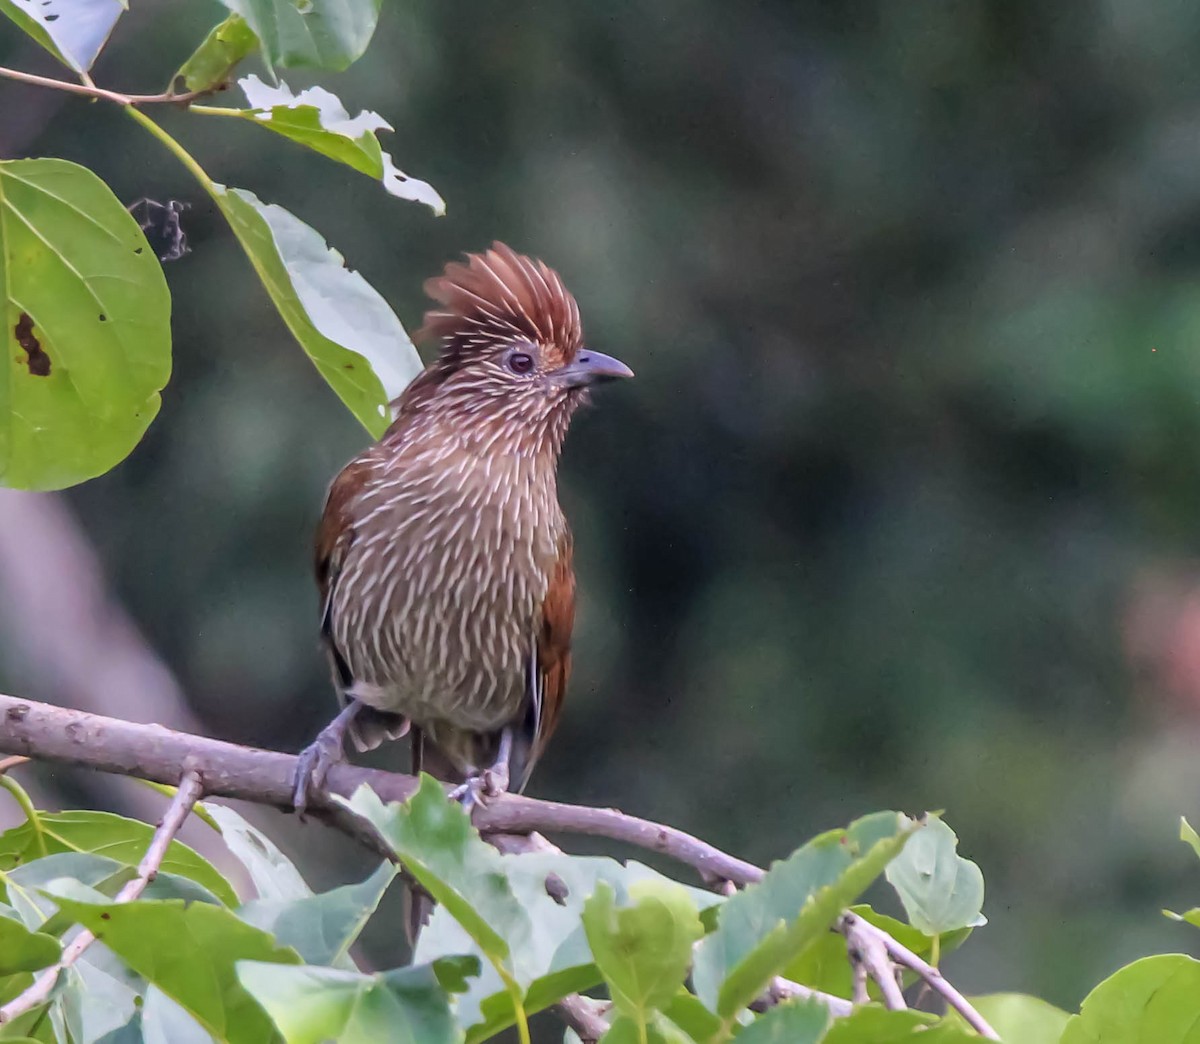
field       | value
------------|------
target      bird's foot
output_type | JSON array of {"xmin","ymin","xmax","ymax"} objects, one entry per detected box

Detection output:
[
  {"xmin": 449, "ymin": 762, "xmax": 510, "ymax": 815},
  {"xmin": 293, "ymin": 702, "xmax": 360, "ymax": 819}
]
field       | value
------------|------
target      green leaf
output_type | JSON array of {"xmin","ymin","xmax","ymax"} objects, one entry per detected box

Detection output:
[
  {"xmin": 219, "ymin": 76, "xmax": 445, "ymax": 213},
  {"xmin": 783, "ymin": 904, "xmax": 970, "ymax": 1000},
  {"xmin": 958, "ymin": 993, "xmax": 1069, "ymax": 1044},
  {"xmin": 821, "ymin": 1006, "xmax": 977, "ymax": 1042},
  {"xmin": 217, "ymin": 0, "xmax": 382, "ymax": 71},
  {"xmin": 213, "ymin": 186, "xmax": 422, "ymax": 437},
  {"xmin": 692, "ymin": 811, "xmax": 916, "ymax": 1023},
  {"xmin": 0, "ymin": 917, "xmax": 59, "ymax": 974},
  {"xmin": 412, "ymin": 844, "xmax": 721, "ymax": 1041},
  {"xmin": 582, "ymin": 881, "xmax": 703, "ymax": 1025},
  {"xmin": 171, "ymin": 13, "xmax": 259, "ymax": 94},
  {"xmin": 0, "ymin": 159, "xmax": 172, "ymax": 490},
  {"xmin": 1060, "ymin": 954, "xmax": 1200, "ymax": 1043},
  {"xmin": 600, "ymin": 1015, "xmax": 693, "ymax": 1044},
  {"xmin": 239, "ymin": 862, "xmax": 397, "ymax": 966},
  {"xmin": 1180, "ymin": 817, "xmax": 1200, "ymax": 861},
  {"xmin": 730, "ymin": 999, "xmax": 829, "ymax": 1044},
  {"xmin": 662, "ymin": 991, "xmax": 721, "ymax": 1041},
  {"xmin": 237, "ymin": 958, "xmax": 475, "ymax": 1044},
  {"xmin": 885, "ymin": 814, "xmax": 985, "ymax": 936},
  {"xmin": 1164, "ymin": 906, "xmax": 1200, "ymax": 928},
  {"xmin": 53, "ymin": 896, "xmax": 302, "ymax": 1044},
  {"xmin": 4, "ymin": 852, "xmax": 131, "ymax": 927},
  {"xmin": 57, "ymin": 948, "xmax": 142, "ymax": 1044},
  {"xmin": 203, "ymin": 802, "xmax": 309, "ymax": 902},
  {"xmin": 142, "ymin": 985, "xmax": 214, "ymax": 1044},
  {"xmin": 339, "ymin": 778, "xmax": 527, "ymax": 965},
  {"xmin": 0, "ymin": 0, "xmax": 123, "ymax": 72},
  {"xmin": 0, "ymin": 809, "xmax": 237, "ymax": 908}
]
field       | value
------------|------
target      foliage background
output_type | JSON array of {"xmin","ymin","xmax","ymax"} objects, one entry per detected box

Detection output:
[{"xmin": 4, "ymin": 0, "xmax": 1200, "ymax": 1023}]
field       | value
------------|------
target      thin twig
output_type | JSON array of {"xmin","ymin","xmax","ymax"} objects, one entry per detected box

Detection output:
[
  {"xmin": 0, "ymin": 767, "xmax": 205, "ymax": 1024},
  {"xmin": 0, "ymin": 64, "xmax": 213, "ymax": 106},
  {"xmin": 750, "ymin": 976, "xmax": 855, "ymax": 1019},
  {"xmin": 555, "ymin": 994, "xmax": 611, "ymax": 1043},
  {"xmin": 838, "ymin": 912, "xmax": 907, "ymax": 1011},
  {"xmin": 851, "ymin": 915, "xmax": 1001, "ymax": 1039},
  {"xmin": 0, "ymin": 756, "xmax": 30, "ymax": 775},
  {"xmin": 850, "ymin": 954, "xmax": 870, "ymax": 1006}
]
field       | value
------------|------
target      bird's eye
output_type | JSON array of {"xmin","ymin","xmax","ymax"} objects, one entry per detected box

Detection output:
[{"xmin": 507, "ymin": 351, "xmax": 535, "ymax": 376}]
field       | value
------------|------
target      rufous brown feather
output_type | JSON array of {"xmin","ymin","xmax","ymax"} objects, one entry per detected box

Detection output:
[{"xmin": 294, "ymin": 241, "xmax": 632, "ymax": 855}]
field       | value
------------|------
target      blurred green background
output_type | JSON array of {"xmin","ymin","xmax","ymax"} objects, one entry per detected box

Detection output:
[{"xmin": 5, "ymin": 0, "xmax": 1200, "ymax": 1020}]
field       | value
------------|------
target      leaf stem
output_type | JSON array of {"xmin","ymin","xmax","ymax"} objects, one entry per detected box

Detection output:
[
  {"xmin": 0, "ymin": 774, "xmax": 47, "ymax": 858},
  {"xmin": 123, "ymin": 106, "xmax": 220, "ymax": 201},
  {"xmin": 930, "ymin": 932, "xmax": 941, "ymax": 968},
  {"xmin": 0, "ymin": 64, "xmax": 213, "ymax": 105},
  {"xmin": 188, "ymin": 104, "xmax": 247, "ymax": 118},
  {"xmin": 498, "ymin": 970, "xmax": 532, "ymax": 1044}
]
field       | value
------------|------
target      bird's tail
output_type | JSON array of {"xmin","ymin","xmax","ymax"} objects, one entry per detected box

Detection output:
[{"xmin": 403, "ymin": 727, "xmax": 466, "ymax": 947}]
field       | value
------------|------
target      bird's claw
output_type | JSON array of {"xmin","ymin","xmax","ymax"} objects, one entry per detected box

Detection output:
[
  {"xmin": 449, "ymin": 764, "xmax": 510, "ymax": 815},
  {"xmin": 293, "ymin": 728, "xmax": 345, "ymax": 819}
]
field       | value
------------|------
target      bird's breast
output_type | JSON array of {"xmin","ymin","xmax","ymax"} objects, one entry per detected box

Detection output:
[{"xmin": 329, "ymin": 450, "xmax": 563, "ymax": 732}]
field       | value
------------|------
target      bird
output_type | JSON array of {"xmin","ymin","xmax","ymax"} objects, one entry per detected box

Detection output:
[{"xmin": 293, "ymin": 242, "xmax": 633, "ymax": 817}]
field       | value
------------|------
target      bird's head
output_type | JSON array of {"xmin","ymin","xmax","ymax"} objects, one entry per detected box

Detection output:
[{"xmin": 406, "ymin": 243, "xmax": 632, "ymax": 443}]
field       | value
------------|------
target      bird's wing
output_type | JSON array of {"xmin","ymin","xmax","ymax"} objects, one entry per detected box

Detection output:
[
  {"xmin": 516, "ymin": 532, "xmax": 575, "ymax": 790},
  {"xmin": 314, "ymin": 457, "xmax": 375, "ymax": 683},
  {"xmin": 314, "ymin": 456, "xmax": 410, "ymax": 750}
]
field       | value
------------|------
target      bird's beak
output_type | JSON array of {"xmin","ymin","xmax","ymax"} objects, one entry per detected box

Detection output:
[{"xmin": 555, "ymin": 349, "xmax": 635, "ymax": 388}]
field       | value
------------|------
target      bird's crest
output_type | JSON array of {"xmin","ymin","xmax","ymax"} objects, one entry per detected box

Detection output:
[{"xmin": 418, "ymin": 243, "xmax": 583, "ymax": 368}]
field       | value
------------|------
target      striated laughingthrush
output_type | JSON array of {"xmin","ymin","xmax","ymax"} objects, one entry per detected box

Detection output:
[{"xmin": 293, "ymin": 243, "xmax": 633, "ymax": 814}]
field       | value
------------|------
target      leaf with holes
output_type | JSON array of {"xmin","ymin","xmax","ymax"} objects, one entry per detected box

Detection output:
[
  {"xmin": 214, "ymin": 186, "xmax": 422, "ymax": 437},
  {"xmin": 0, "ymin": 159, "xmax": 171, "ymax": 490},
  {"xmin": 0, "ymin": 0, "xmax": 124, "ymax": 73},
  {"xmin": 217, "ymin": 0, "xmax": 382, "ymax": 71},
  {"xmin": 212, "ymin": 77, "xmax": 445, "ymax": 212}
]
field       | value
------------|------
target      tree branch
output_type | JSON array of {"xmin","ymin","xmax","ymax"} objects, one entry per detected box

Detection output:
[
  {"xmin": 838, "ymin": 912, "xmax": 907, "ymax": 1012},
  {"xmin": 555, "ymin": 994, "xmax": 611, "ymax": 1043},
  {"xmin": 0, "ymin": 694, "xmax": 761, "ymax": 884},
  {"xmin": 845, "ymin": 913, "xmax": 1000, "ymax": 1040},
  {"xmin": 0, "ymin": 694, "xmax": 998, "ymax": 1038},
  {"xmin": 0, "ymin": 767, "xmax": 205, "ymax": 1024}
]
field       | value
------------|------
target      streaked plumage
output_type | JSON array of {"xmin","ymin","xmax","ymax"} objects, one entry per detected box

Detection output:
[{"xmin": 295, "ymin": 243, "xmax": 631, "ymax": 811}]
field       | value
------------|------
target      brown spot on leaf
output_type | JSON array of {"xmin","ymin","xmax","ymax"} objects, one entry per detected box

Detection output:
[{"xmin": 14, "ymin": 314, "xmax": 50, "ymax": 376}]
